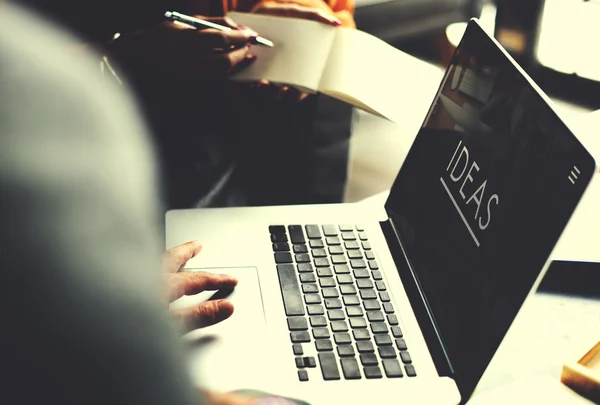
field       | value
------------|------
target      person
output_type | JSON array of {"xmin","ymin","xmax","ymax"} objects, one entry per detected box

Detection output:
[
  {"xmin": 0, "ymin": 3, "xmax": 295, "ymax": 404},
  {"xmin": 17, "ymin": 0, "xmax": 355, "ymax": 209}
]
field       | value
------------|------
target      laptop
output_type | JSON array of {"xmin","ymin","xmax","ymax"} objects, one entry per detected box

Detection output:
[{"xmin": 166, "ymin": 19, "xmax": 596, "ymax": 405}]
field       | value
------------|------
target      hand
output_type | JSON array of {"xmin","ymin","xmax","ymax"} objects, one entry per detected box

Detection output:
[
  {"xmin": 106, "ymin": 17, "xmax": 257, "ymax": 85},
  {"xmin": 163, "ymin": 241, "xmax": 238, "ymax": 333},
  {"xmin": 252, "ymin": 3, "xmax": 342, "ymax": 26},
  {"xmin": 203, "ymin": 390, "xmax": 300, "ymax": 405}
]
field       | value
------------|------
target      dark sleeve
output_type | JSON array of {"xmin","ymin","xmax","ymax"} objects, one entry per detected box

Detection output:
[
  {"xmin": 0, "ymin": 5, "xmax": 201, "ymax": 405},
  {"xmin": 14, "ymin": 0, "xmax": 171, "ymax": 40}
]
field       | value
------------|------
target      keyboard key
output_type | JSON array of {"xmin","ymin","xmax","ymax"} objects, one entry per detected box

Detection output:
[
  {"xmin": 293, "ymin": 344, "xmax": 303, "ymax": 355},
  {"xmin": 328, "ymin": 246, "xmax": 344, "ymax": 255},
  {"xmin": 360, "ymin": 353, "xmax": 378, "ymax": 366},
  {"xmin": 331, "ymin": 255, "xmax": 347, "ymax": 265},
  {"xmin": 318, "ymin": 353, "xmax": 341, "ymax": 380},
  {"xmin": 352, "ymin": 329, "xmax": 370, "ymax": 340},
  {"xmin": 299, "ymin": 273, "xmax": 316, "ymax": 283},
  {"xmin": 355, "ymin": 224, "xmax": 365, "ymax": 231},
  {"xmin": 374, "ymin": 335, "xmax": 393, "ymax": 346},
  {"xmin": 358, "ymin": 232, "xmax": 368, "ymax": 241},
  {"xmin": 395, "ymin": 338, "xmax": 408, "ymax": 351},
  {"xmin": 310, "ymin": 316, "xmax": 327, "ymax": 327},
  {"xmin": 370, "ymin": 322, "xmax": 388, "ymax": 334},
  {"xmin": 288, "ymin": 225, "xmax": 305, "ymax": 244},
  {"xmin": 400, "ymin": 352, "xmax": 412, "ymax": 364},
  {"xmin": 322, "ymin": 225, "xmax": 338, "ymax": 236},
  {"xmin": 315, "ymin": 339, "xmax": 333, "ymax": 351},
  {"xmin": 304, "ymin": 294, "xmax": 322, "ymax": 305},
  {"xmin": 287, "ymin": 317, "xmax": 308, "ymax": 331},
  {"xmin": 307, "ymin": 305, "xmax": 324, "ymax": 315},
  {"xmin": 337, "ymin": 274, "xmax": 353, "ymax": 284},
  {"xmin": 364, "ymin": 366, "xmax": 382, "ymax": 379},
  {"xmin": 322, "ymin": 288, "xmax": 339, "ymax": 298},
  {"xmin": 341, "ymin": 232, "xmax": 356, "ymax": 241},
  {"xmin": 361, "ymin": 241, "xmax": 372, "ymax": 250},
  {"xmin": 331, "ymin": 321, "xmax": 348, "ymax": 333},
  {"xmin": 311, "ymin": 248, "xmax": 327, "ymax": 258},
  {"xmin": 382, "ymin": 359, "xmax": 403, "ymax": 378},
  {"xmin": 295, "ymin": 357, "xmax": 305, "ymax": 368},
  {"xmin": 341, "ymin": 358, "xmax": 361, "ymax": 380},
  {"xmin": 295, "ymin": 254, "xmax": 311, "ymax": 263},
  {"xmin": 324, "ymin": 298, "xmax": 342, "ymax": 309},
  {"xmin": 383, "ymin": 303, "xmax": 394, "ymax": 314},
  {"xmin": 293, "ymin": 244, "xmax": 308, "ymax": 254},
  {"xmin": 277, "ymin": 264, "xmax": 304, "ymax": 316},
  {"xmin": 290, "ymin": 331, "xmax": 311, "ymax": 343},
  {"xmin": 330, "ymin": 321, "xmax": 349, "ymax": 332},
  {"xmin": 339, "ymin": 284, "xmax": 357, "ymax": 295},
  {"xmin": 319, "ymin": 278, "xmax": 336, "ymax": 288},
  {"xmin": 379, "ymin": 292, "xmax": 390, "ymax": 302},
  {"xmin": 302, "ymin": 283, "xmax": 318, "ymax": 294},
  {"xmin": 275, "ymin": 252, "xmax": 293, "ymax": 264},
  {"xmin": 298, "ymin": 369, "xmax": 309, "ymax": 382},
  {"xmin": 347, "ymin": 250, "xmax": 363, "ymax": 259},
  {"xmin": 372, "ymin": 271, "xmax": 383, "ymax": 280},
  {"xmin": 353, "ymin": 269, "xmax": 370, "ymax": 279},
  {"xmin": 271, "ymin": 234, "xmax": 288, "ymax": 243},
  {"xmin": 327, "ymin": 310, "xmax": 345, "ymax": 321},
  {"xmin": 366, "ymin": 311, "xmax": 384, "ymax": 322},
  {"xmin": 356, "ymin": 341, "xmax": 375, "ymax": 353},
  {"xmin": 356, "ymin": 279, "xmax": 373, "ymax": 289},
  {"xmin": 273, "ymin": 242, "xmax": 290, "ymax": 252},
  {"xmin": 405, "ymin": 364, "xmax": 417, "ymax": 377},
  {"xmin": 305, "ymin": 225, "xmax": 322, "ymax": 239},
  {"xmin": 316, "ymin": 268, "xmax": 333, "ymax": 278},
  {"xmin": 350, "ymin": 259, "xmax": 367, "ymax": 269},
  {"xmin": 346, "ymin": 307, "xmax": 364, "ymax": 317},
  {"xmin": 312, "ymin": 328, "xmax": 330, "ymax": 339},
  {"xmin": 360, "ymin": 289, "xmax": 377, "ymax": 300},
  {"xmin": 387, "ymin": 315, "xmax": 399, "ymax": 325},
  {"xmin": 326, "ymin": 237, "xmax": 341, "ymax": 246},
  {"xmin": 337, "ymin": 345, "xmax": 355, "ymax": 357},
  {"xmin": 297, "ymin": 263, "xmax": 313, "ymax": 273},
  {"xmin": 334, "ymin": 265, "xmax": 350, "ymax": 274},
  {"xmin": 364, "ymin": 251, "xmax": 375, "ymax": 260},
  {"xmin": 269, "ymin": 225, "xmax": 286, "ymax": 234},
  {"xmin": 304, "ymin": 356, "xmax": 317, "ymax": 368},
  {"xmin": 314, "ymin": 258, "xmax": 331, "ymax": 267},
  {"xmin": 368, "ymin": 260, "xmax": 379, "ymax": 270},
  {"xmin": 334, "ymin": 333, "xmax": 352, "ymax": 345},
  {"xmin": 375, "ymin": 281, "xmax": 387, "ymax": 291},
  {"xmin": 364, "ymin": 300, "xmax": 381, "ymax": 311},
  {"xmin": 310, "ymin": 239, "xmax": 324, "ymax": 249},
  {"xmin": 339, "ymin": 224, "xmax": 354, "ymax": 231},
  {"xmin": 344, "ymin": 241, "xmax": 360, "ymax": 250},
  {"xmin": 391, "ymin": 326, "xmax": 403, "ymax": 337},
  {"xmin": 343, "ymin": 295, "xmax": 360, "ymax": 306},
  {"xmin": 349, "ymin": 318, "xmax": 367, "ymax": 329}
]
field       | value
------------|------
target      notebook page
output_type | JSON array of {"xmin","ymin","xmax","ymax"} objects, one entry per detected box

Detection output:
[
  {"xmin": 319, "ymin": 28, "xmax": 442, "ymax": 123},
  {"xmin": 226, "ymin": 12, "xmax": 337, "ymax": 92}
]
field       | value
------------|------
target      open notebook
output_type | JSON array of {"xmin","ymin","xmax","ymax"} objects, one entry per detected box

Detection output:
[{"xmin": 227, "ymin": 12, "xmax": 441, "ymax": 123}]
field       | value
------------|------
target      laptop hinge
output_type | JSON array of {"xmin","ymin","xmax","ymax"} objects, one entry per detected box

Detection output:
[{"xmin": 380, "ymin": 218, "xmax": 455, "ymax": 378}]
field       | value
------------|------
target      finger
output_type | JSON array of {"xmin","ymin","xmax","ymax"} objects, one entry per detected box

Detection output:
[
  {"xmin": 219, "ymin": 46, "xmax": 254, "ymax": 74},
  {"xmin": 162, "ymin": 241, "xmax": 202, "ymax": 273},
  {"xmin": 201, "ymin": 389, "xmax": 257, "ymax": 405},
  {"xmin": 171, "ymin": 299, "xmax": 235, "ymax": 332},
  {"xmin": 170, "ymin": 271, "xmax": 238, "ymax": 299},
  {"xmin": 229, "ymin": 53, "xmax": 257, "ymax": 76},
  {"xmin": 254, "ymin": 4, "xmax": 342, "ymax": 26}
]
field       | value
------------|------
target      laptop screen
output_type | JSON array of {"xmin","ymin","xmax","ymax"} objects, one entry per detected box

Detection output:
[{"xmin": 385, "ymin": 20, "xmax": 595, "ymax": 397}]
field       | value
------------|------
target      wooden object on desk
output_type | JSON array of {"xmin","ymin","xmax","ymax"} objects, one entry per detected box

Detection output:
[{"xmin": 561, "ymin": 341, "xmax": 600, "ymax": 403}]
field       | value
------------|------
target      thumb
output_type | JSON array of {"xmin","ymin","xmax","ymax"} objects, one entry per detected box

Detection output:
[
  {"xmin": 171, "ymin": 299, "xmax": 235, "ymax": 332},
  {"xmin": 162, "ymin": 241, "xmax": 202, "ymax": 273}
]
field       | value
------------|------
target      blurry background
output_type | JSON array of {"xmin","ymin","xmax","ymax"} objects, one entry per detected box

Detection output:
[{"xmin": 346, "ymin": 0, "xmax": 600, "ymax": 202}]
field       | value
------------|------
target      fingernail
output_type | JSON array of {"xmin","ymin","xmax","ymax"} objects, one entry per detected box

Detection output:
[
  {"xmin": 237, "ymin": 24, "xmax": 248, "ymax": 30},
  {"xmin": 332, "ymin": 18, "xmax": 342, "ymax": 26},
  {"xmin": 248, "ymin": 54, "xmax": 258, "ymax": 61}
]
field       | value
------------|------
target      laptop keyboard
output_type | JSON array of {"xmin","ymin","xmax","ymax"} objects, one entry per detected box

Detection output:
[{"xmin": 270, "ymin": 224, "xmax": 417, "ymax": 382}]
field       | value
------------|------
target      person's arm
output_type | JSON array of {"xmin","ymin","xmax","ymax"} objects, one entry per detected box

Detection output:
[
  {"xmin": 0, "ymin": 5, "xmax": 199, "ymax": 405},
  {"xmin": 247, "ymin": 0, "xmax": 355, "ymax": 28}
]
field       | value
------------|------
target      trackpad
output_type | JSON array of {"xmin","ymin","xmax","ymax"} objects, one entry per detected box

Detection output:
[{"xmin": 170, "ymin": 267, "xmax": 269, "ymax": 391}]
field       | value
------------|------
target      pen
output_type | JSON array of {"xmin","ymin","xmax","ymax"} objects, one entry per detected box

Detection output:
[{"xmin": 164, "ymin": 11, "xmax": 274, "ymax": 48}]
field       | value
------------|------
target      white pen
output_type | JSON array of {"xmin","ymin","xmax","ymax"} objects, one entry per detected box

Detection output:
[{"xmin": 164, "ymin": 11, "xmax": 274, "ymax": 47}]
